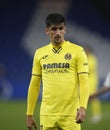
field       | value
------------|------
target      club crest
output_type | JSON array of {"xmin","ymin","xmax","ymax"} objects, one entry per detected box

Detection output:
[{"xmin": 64, "ymin": 53, "xmax": 72, "ymax": 60}]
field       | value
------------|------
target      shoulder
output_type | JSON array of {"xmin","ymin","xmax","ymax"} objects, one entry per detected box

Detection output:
[
  {"xmin": 66, "ymin": 41, "xmax": 84, "ymax": 51},
  {"xmin": 37, "ymin": 44, "xmax": 50, "ymax": 52},
  {"xmin": 34, "ymin": 44, "xmax": 49, "ymax": 54},
  {"xmin": 67, "ymin": 41, "xmax": 83, "ymax": 49},
  {"xmin": 34, "ymin": 44, "xmax": 50, "ymax": 59}
]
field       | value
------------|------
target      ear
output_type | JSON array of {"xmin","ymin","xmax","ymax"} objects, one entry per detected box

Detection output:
[{"xmin": 45, "ymin": 28, "xmax": 49, "ymax": 35}]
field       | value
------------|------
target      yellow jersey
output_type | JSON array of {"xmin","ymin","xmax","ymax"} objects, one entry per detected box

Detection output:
[
  {"xmin": 87, "ymin": 53, "xmax": 98, "ymax": 94},
  {"xmin": 32, "ymin": 41, "xmax": 89, "ymax": 115}
]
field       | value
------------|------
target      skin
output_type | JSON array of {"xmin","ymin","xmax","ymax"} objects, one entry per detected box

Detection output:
[
  {"xmin": 89, "ymin": 86, "xmax": 110, "ymax": 100},
  {"xmin": 26, "ymin": 115, "xmax": 37, "ymax": 130},
  {"xmin": 26, "ymin": 23, "xmax": 86, "ymax": 130},
  {"xmin": 76, "ymin": 107, "xmax": 86, "ymax": 123},
  {"xmin": 45, "ymin": 23, "xmax": 66, "ymax": 46}
]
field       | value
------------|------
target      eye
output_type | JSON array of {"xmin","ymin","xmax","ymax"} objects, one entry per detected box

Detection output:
[
  {"xmin": 50, "ymin": 26, "xmax": 64, "ymax": 31},
  {"xmin": 51, "ymin": 27, "xmax": 57, "ymax": 31},
  {"xmin": 59, "ymin": 27, "xmax": 64, "ymax": 30}
]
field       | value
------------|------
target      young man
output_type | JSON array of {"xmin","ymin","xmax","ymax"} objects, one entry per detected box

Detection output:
[
  {"xmin": 26, "ymin": 13, "xmax": 89, "ymax": 130},
  {"xmin": 90, "ymin": 72, "xmax": 110, "ymax": 99},
  {"xmin": 84, "ymin": 45, "xmax": 102, "ymax": 123}
]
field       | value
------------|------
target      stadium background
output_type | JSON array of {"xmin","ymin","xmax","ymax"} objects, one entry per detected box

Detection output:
[
  {"xmin": 0, "ymin": 0, "xmax": 110, "ymax": 100},
  {"xmin": 0, "ymin": 0, "xmax": 110, "ymax": 130}
]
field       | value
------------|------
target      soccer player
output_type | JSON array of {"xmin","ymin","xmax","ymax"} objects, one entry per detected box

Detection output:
[
  {"xmin": 84, "ymin": 45, "xmax": 102, "ymax": 123},
  {"xmin": 90, "ymin": 72, "xmax": 110, "ymax": 99},
  {"xmin": 26, "ymin": 13, "xmax": 89, "ymax": 130}
]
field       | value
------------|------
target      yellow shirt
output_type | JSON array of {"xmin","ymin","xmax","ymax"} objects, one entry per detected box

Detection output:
[
  {"xmin": 32, "ymin": 41, "xmax": 89, "ymax": 115},
  {"xmin": 87, "ymin": 53, "xmax": 98, "ymax": 94}
]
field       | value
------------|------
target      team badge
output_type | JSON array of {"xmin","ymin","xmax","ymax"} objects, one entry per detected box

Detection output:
[
  {"xmin": 42, "ymin": 55, "xmax": 48, "ymax": 59},
  {"xmin": 64, "ymin": 53, "xmax": 72, "ymax": 60}
]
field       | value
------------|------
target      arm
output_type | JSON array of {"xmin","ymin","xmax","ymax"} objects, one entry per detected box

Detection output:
[
  {"xmin": 76, "ymin": 73, "xmax": 89, "ymax": 123},
  {"xmin": 89, "ymin": 72, "xmax": 110, "ymax": 100},
  {"xmin": 26, "ymin": 75, "xmax": 41, "ymax": 130},
  {"xmin": 89, "ymin": 86, "xmax": 110, "ymax": 100}
]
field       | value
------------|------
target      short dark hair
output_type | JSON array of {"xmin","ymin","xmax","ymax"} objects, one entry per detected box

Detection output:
[{"xmin": 45, "ymin": 13, "xmax": 66, "ymax": 28}]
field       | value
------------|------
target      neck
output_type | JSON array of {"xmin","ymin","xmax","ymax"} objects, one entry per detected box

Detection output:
[{"xmin": 52, "ymin": 40, "xmax": 64, "ymax": 47}]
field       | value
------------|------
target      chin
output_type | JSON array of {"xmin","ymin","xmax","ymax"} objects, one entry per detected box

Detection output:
[
  {"xmin": 54, "ymin": 42, "xmax": 61, "ymax": 45},
  {"xmin": 55, "ymin": 40, "xmax": 62, "ymax": 43}
]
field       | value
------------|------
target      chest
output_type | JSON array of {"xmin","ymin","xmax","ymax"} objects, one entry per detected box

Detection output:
[{"xmin": 40, "ymin": 49, "xmax": 77, "ymax": 70}]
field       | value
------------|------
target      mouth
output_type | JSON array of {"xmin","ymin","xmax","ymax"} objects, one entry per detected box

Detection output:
[
  {"xmin": 55, "ymin": 36, "xmax": 61, "ymax": 39},
  {"xmin": 54, "ymin": 37, "xmax": 61, "ymax": 42},
  {"xmin": 54, "ymin": 37, "xmax": 62, "ymax": 43}
]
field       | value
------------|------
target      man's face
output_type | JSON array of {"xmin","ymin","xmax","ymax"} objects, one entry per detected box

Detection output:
[{"xmin": 46, "ymin": 23, "xmax": 66, "ymax": 45}]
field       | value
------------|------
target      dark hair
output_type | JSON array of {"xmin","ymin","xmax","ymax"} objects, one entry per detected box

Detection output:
[{"xmin": 45, "ymin": 13, "xmax": 66, "ymax": 28}]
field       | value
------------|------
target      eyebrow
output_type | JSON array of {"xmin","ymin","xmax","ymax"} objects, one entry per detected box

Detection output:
[{"xmin": 51, "ymin": 26, "xmax": 64, "ymax": 30}]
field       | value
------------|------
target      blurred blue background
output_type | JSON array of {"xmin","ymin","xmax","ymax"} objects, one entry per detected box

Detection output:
[{"xmin": 0, "ymin": 0, "xmax": 110, "ymax": 100}]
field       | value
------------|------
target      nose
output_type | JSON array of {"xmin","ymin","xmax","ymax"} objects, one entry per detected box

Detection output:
[{"xmin": 56, "ymin": 29, "xmax": 60, "ymax": 35}]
